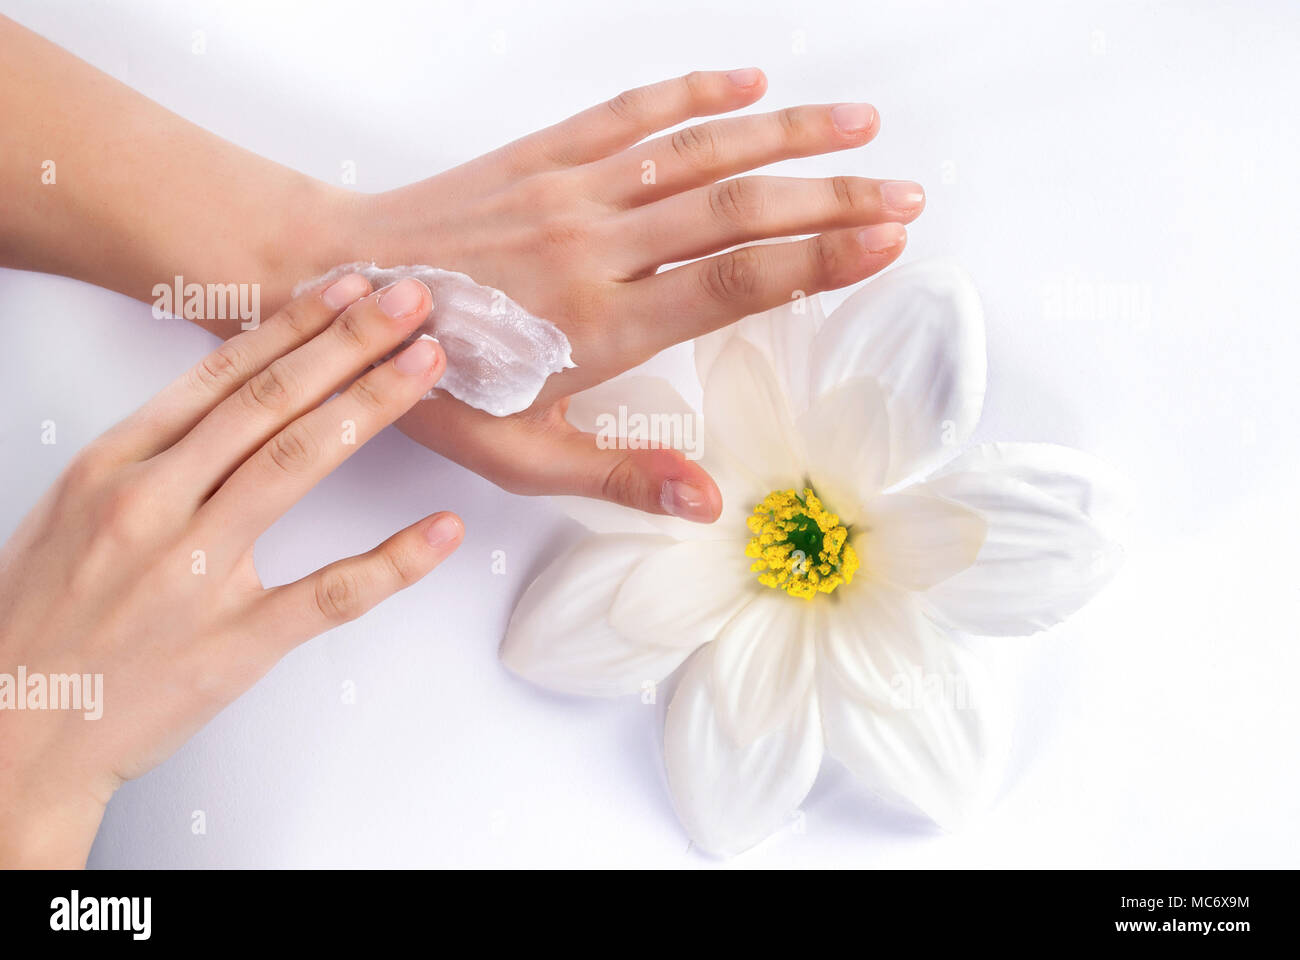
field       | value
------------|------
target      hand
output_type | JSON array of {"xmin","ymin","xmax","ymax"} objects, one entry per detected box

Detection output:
[
  {"xmin": 351, "ymin": 70, "xmax": 923, "ymax": 521},
  {"xmin": 0, "ymin": 276, "xmax": 462, "ymax": 867}
]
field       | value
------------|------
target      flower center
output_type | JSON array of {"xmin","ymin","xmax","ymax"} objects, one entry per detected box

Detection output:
[{"xmin": 745, "ymin": 487, "xmax": 859, "ymax": 600}]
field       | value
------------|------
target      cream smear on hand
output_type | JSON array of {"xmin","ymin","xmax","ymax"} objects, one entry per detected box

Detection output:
[{"xmin": 295, "ymin": 262, "xmax": 574, "ymax": 417}]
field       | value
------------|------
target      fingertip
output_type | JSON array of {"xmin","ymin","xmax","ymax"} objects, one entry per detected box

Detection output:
[
  {"xmin": 424, "ymin": 511, "xmax": 464, "ymax": 549},
  {"xmin": 321, "ymin": 272, "xmax": 372, "ymax": 311},
  {"xmin": 856, "ymin": 221, "xmax": 907, "ymax": 257},
  {"xmin": 377, "ymin": 277, "xmax": 433, "ymax": 322},
  {"xmin": 725, "ymin": 67, "xmax": 767, "ymax": 100}
]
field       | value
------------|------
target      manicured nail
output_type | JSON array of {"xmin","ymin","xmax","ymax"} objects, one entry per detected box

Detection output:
[
  {"xmin": 661, "ymin": 479, "xmax": 713, "ymax": 522},
  {"xmin": 727, "ymin": 68, "xmax": 762, "ymax": 88},
  {"xmin": 321, "ymin": 273, "xmax": 369, "ymax": 310},
  {"xmin": 425, "ymin": 513, "xmax": 463, "ymax": 547},
  {"xmin": 378, "ymin": 278, "xmax": 428, "ymax": 320},
  {"xmin": 393, "ymin": 337, "xmax": 438, "ymax": 375},
  {"xmin": 881, "ymin": 180, "xmax": 926, "ymax": 214},
  {"xmin": 830, "ymin": 103, "xmax": 877, "ymax": 135},
  {"xmin": 857, "ymin": 223, "xmax": 906, "ymax": 254}
]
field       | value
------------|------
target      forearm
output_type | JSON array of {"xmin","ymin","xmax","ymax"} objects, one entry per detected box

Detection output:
[{"xmin": 0, "ymin": 15, "xmax": 357, "ymax": 334}]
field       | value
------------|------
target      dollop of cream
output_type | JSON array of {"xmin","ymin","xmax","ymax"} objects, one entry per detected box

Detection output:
[{"xmin": 294, "ymin": 262, "xmax": 574, "ymax": 417}]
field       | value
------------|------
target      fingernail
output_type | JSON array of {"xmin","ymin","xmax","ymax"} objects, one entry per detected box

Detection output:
[
  {"xmin": 661, "ymin": 479, "xmax": 713, "ymax": 522},
  {"xmin": 880, "ymin": 180, "xmax": 926, "ymax": 215},
  {"xmin": 425, "ymin": 514, "xmax": 463, "ymax": 547},
  {"xmin": 321, "ymin": 273, "xmax": 369, "ymax": 310},
  {"xmin": 727, "ymin": 68, "xmax": 761, "ymax": 88},
  {"xmin": 379, "ymin": 278, "xmax": 428, "ymax": 320},
  {"xmin": 857, "ymin": 222, "xmax": 906, "ymax": 254},
  {"xmin": 393, "ymin": 337, "xmax": 438, "ymax": 375},
  {"xmin": 830, "ymin": 103, "xmax": 877, "ymax": 135}
]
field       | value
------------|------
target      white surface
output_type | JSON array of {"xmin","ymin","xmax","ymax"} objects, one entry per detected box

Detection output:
[{"xmin": 2, "ymin": 0, "xmax": 1297, "ymax": 867}]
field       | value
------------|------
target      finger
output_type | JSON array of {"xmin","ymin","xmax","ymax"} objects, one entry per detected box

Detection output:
[
  {"xmin": 618, "ymin": 224, "xmax": 907, "ymax": 360},
  {"xmin": 105, "ymin": 273, "xmax": 372, "ymax": 462},
  {"xmin": 198, "ymin": 336, "xmax": 445, "ymax": 545},
  {"xmin": 587, "ymin": 102, "xmax": 880, "ymax": 206},
  {"xmin": 610, "ymin": 175, "xmax": 924, "ymax": 273},
  {"xmin": 254, "ymin": 510, "xmax": 464, "ymax": 649},
  {"xmin": 496, "ymin": 69, "xmax": 767, "ymax": 174},
  {"xmin": 159, "ymin": 277, "xmax": 433, "ymax": 500},
  {"xmin": 400, "ymin": 398, "xmax": 722, "ymax": 522}
]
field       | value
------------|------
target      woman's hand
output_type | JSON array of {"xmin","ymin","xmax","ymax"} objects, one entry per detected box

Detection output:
[
  {"xmin": 0, "ymin": 277, "xmax": 462, "ymax": 868},
  {"xmin": 0, "ymin": 23, "xmax": 918, "ymax": 524},
  {"xmin": 353, "ymin": 70, "xmax": 923, "ymax": 521}
]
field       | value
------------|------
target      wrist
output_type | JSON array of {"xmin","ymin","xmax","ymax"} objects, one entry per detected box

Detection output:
[{"xmin": 0, "ymin": 768, "xmax": 108, "ymax": 869}]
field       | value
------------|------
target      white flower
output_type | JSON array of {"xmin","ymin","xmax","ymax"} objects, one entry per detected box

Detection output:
[{"xmin": 502, "ymin": 261, "xmax": 1125, "ymax": 856}]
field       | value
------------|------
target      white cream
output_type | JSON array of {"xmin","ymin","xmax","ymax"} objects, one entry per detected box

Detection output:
[{"xmin": 294, "ymin": 262, "xmax": 574, "ymax": 417}]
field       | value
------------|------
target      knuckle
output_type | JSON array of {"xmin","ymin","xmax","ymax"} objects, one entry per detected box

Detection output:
[
  {"xmin": 702, "ymin": 247, "xmax": 761, "ymax": 303},
  {"xmin": 331, "ymin": 306, "xmax": 370, "ymax": 351},
  {"xmin": 96, "ymin": 481, "xmax": 153, "ymax": 539},
  {"xmin": 777, "ymin": 106, "xmax": 806, "ymax": 141},
  {"xmin": 348, "ymin": 372, "xmax": 388, "ymax": 415},
  {"xmin": 265, "ymin": 423, "xmax": 319, "ymax": 476},
  {"xmin": 536, "ymin": 218, "xmax": 588, "ymax": 253},
  {"xmin": 682, "ymin": 70, "xmax": 706, "ymax": 101},
  {"xmin": 670, "ymin": 123, "xmax": 722, "ymax": 170},
  {"xmin": 62, "ymin": 445, "xmax": 115, "ymax": 494},
  {"xmin": 380, "ymin": 546, "xmax": 422, "ymax": 588},
  {"xmin": 599, "ymin": 456, "xmax": 642, "ymax": 508},
  {"xmin": 191, "ymin": 342, "xmax": 248, "ymax": 393},
  {"xmin": 709, "ymin": 177, "xmax": 762, "ymax": 226},
  {"xmin": 813, "ymin": 233, "xmax": 844, "ymax": 279},
  {"xmin": 314, "ymin": 569, "xmax": 367, "ymax": 623},
  {"xmin": 244, "ymin": 359, "xmax": 298, "ymax": 413},
  {"xmin": 830, "ymin": 175, "xmax": 867, "ymax": 213},
  {"xmin": 276, "ymin": 297, "xmax": 319, "ymax": 337},
  {"xmin": 606, "ymin": 86, "xmax": 647, "ymax": 124}
]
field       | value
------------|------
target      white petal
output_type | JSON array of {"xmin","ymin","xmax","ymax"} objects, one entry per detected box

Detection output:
[
  {"xmin": 798, "ymin": 376, "xmax": 891, "ymax": 524},
  {"xmin": 819, "ymin": 596, "xmax": 999, "ymax": 830},
  {"xmin": 501, "ymin": 534, "xmax": 690, "ymax": 696},
  {"xmin": 608, "ymin": 538, "xmax": 758, "ymax": 647},
  {"xmin": 711, "ymin": 592, "xmax": 816, "ymax": 745},
  {"xmin": 808, "ymin": 260, "xmax": 985, "ymax": 486},
  {"xmin": 665, "ymin": 645, "xmax": 823, "ymax": 856},
  {"xmin": 819, "ymin": 581, "xmax": 936, "ymax": 704},
  {"xmin": 702, "ymin": 337, "xmax": 805, "ymax": 492},
  {"xmin": 858, "ymin": 491, "xmax": 987, "ymax": 591},
  {"xmin": 563, "ymin": 374, "xmax": 699, "ymax": 449},
  {"xmin": 695, "ymin": 291, "xmax": 826, "ymax": 417},
  {"xmin": 919, "ymin": 470, "xmax": 1121, "ymax": 636},
  {"xmin": 932, "ymin": 442, "xmax": 1131, "ymax": 541}
]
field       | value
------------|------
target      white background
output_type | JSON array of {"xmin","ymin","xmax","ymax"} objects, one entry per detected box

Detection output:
[{"xmin": 2, "ymin": 0, "xmax": 1297, "ymax": 867}]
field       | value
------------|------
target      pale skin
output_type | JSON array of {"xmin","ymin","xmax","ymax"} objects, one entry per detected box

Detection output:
[{"xmin": 0, "ymin": 14, "xmax": 924, "ymax": 866}]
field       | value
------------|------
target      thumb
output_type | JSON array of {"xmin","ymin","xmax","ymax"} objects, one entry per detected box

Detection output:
[{"xmin": 567, "ymin": 440, "xmax": 722, "ymax": 522}]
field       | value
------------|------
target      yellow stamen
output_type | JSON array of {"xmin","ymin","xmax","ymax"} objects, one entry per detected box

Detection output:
[{"xmin": 745, "ymin": 487, "xmax": 858, "ymax": 600}]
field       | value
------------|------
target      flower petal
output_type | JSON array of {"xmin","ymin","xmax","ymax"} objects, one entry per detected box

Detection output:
[
  {"xmin": 665, "ymin": 645, "xmax": 823, "ymax": 856},
  {"xmin": 819, "ymin": 581, "xmax": 935, "ymax": 704},
  {"xmin": 819, "ymin": 595, "xmax": 999, "ymax": 830},
  {"xmin": 858, "ymin": 491, "xmax": 987, "ymax": 590},
  {"xmin": 919, "ymin": 469, "xmax": 1121, "ymax": 636},
  {"xmin": 711, "ymin": 592, "xmax": 816, "ymax": 745},
  {"xmin": 798, "ymin": 376, "xmax": 891, "ymax": 524},
  {"xmin": 808, "ymin": 261, "xmax": 985, "ymax": 485},
  {"xmin": 932, "ymin": 442, "xmax": 1131, "ymax": 541},
  {"xmin": 501, "ymin": 534, "xmax": 691, "ymax": 696},
  {"xmin": 695, "ymin": 291, "xmax": 826, "ymax": 417},
  {"xmin": 608, "ymin": 537, "xmax": 758, "ymax": 647},
  {"xmin": 702, "ymin": 337, "xmax": 805, "ymax": 493}
]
